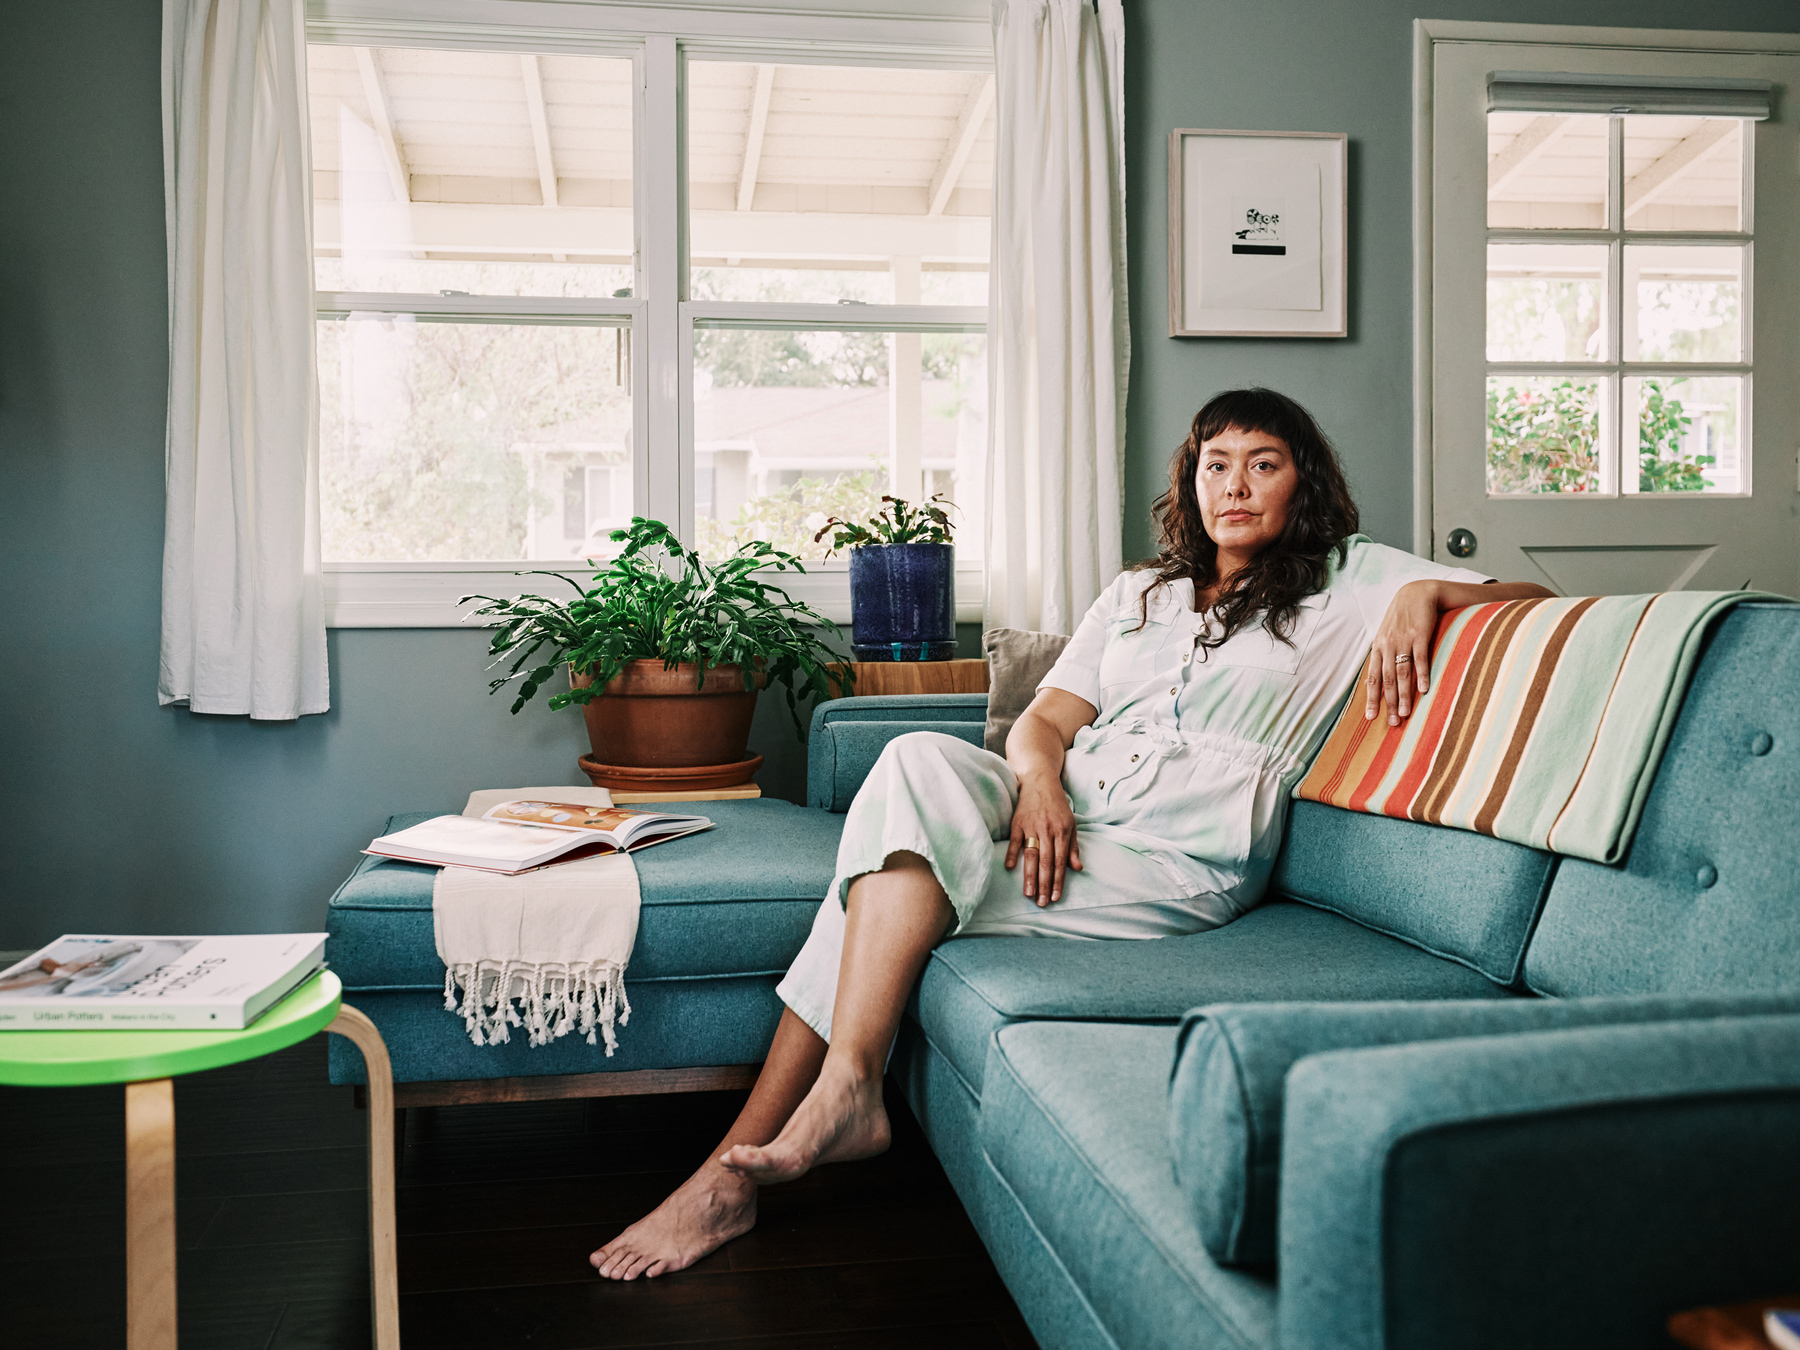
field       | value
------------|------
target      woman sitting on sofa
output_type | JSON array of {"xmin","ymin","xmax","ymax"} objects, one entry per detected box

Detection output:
[{"xmin": 592, "ymin": 386, "xmax": 1555, "ymax": 1280}]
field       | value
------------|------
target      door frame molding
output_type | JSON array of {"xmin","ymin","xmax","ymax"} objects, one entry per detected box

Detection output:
[{"xmin": 1410, "ymin": 17, "xmax": 1800, "ymax": 556}]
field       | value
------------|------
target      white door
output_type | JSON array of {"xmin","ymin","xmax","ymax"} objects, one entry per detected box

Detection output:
[{"xmin": 1431, "ymin": 36, "xmax": 1800, "ymax": 597}]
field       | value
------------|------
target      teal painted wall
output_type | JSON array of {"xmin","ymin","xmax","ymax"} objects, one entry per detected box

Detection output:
[{"xmin": 3, "ymin": 0, "xmax": 1795, "ymax": 944}]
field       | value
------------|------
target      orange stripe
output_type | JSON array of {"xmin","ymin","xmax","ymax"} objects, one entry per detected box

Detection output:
[
  {"xmin": 1349, "ymin": 602, "xmax": 1504, "ymax": 815},
  {"xmin": 1312, "ymin": 655, "xmax": 1383, "ymax": 801},
  {"xmin": 1472, "ymin": 597, "xmax": 1601, "ymax": 834},
  {"xmin": 1415, "ymin": 598, "xmax": 1547, "ymax": 824}
]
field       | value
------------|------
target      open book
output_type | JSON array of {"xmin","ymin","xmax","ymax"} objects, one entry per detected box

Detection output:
[
  {"xmin": 0, "ymin": 933, "xmax": 327, "ymax": 1030},
  {"xmin": 364, "ymin": 799, "xmax": 713, "ymax": 875}
]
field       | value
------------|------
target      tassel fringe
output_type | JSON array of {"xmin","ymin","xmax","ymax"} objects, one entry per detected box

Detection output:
[{"xmin": 441, "ymin": 959, "xmax": 632, "ymax": 1054}]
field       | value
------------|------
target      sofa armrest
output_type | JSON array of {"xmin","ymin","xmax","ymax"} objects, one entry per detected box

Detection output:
[
  {"xmin": 1277, "ymin": 1015, "xmax": 1800, "ymax": 1350},
  {"xmin": 806, "ymin": 694, "xmax": 989, "ymax": 810}
]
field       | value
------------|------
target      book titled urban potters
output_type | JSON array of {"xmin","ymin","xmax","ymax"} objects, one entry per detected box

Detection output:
[{"xmin": 0, "ymin": 933, "xmax": 327, "ymax": 1030}]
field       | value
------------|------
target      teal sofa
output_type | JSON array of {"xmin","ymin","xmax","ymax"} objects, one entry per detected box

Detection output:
[{"xmin": 326, "ymin": 603, "xmax": 1800, "ymax": 1349}]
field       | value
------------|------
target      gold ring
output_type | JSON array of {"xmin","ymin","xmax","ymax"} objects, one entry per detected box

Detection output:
[
  {"xmin": 1023, "ymin": 836, "xmax": 1040, "ymax": 850},
  {"xmin": 1395, "ymin": 654, "xmax": 1413, "ymax": 664}
]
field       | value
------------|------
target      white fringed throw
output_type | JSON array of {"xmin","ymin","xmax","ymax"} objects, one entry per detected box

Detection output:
[{"xmin": 433, "ymin": 787, "xmax": 640, "ymax": 1053}]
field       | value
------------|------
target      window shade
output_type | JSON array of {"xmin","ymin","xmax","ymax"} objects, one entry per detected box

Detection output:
[{"xmin": 1487, "ymin": 71, "xmax": 1773, "ymax": 120}]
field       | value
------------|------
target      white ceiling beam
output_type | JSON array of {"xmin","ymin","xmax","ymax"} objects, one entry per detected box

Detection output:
[
  {"xmin": 1487, "ymin": 115, "xmax": 1569, "ymax": 197},
  {"xmin": 1624, "ymin": 119, "xmax": 1736, "ymax": 218},
  {"xmin": 927, "ymin": 72, "xmax": 995, "ymax": 218},
  {"xmin": 316, "ymin": 200, "xmax": 990, "ymax": 261},
  {"xmin": 736, "ymin": 65, "xmax": 775, "ymax": 213},
  {"xmin": 353, "ymin": 47, "xmax": 410, "ymax": 204},
  {"xmin": 520, "ymin": 54, "xmax": 559, "ymax": 209}
]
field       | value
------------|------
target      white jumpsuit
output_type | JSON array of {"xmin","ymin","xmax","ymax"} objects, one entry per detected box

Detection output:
[{"xmin": 777, "ymin": 536, "xmax": 1489, "ymax": 1041}]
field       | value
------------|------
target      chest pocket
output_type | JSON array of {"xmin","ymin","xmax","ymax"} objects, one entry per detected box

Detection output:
[
  {"xmin": 1098, "ymin": 612, "xmax": 1176, "ymax": 691},
  {"xmin": 1203, "ymin": 592, "xmax": 1330, "ymax": 678}
]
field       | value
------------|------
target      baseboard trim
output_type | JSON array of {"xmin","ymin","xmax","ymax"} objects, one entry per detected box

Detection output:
[{"xmin": 352, "ymin": 1062, "xmax": 762, "ymax": 1109}]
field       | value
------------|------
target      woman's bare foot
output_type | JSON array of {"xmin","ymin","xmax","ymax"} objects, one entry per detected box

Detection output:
[
  {"xmin": 590, "ymin": 1161, "xmax": 756, "ymax": 1280},
  {"xmin": 717, "ymin": 1057, "xmax": 890, "ymax": 1185}
]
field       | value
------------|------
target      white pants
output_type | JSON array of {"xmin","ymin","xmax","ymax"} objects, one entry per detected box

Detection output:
[{"xmin": 775, "ymin": 732, "xmax": 1248, "ymax": 1043}]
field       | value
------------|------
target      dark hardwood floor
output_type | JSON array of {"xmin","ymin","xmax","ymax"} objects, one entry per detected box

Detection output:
[{"xmin": 0, "ymin": 1036, "xmax": 1038, "ymax": 1349}]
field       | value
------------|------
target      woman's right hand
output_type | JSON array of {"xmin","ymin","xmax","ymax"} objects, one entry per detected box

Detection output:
[
  {"xmin": 1006, "ymin": 773, "xmax": 1083, "ymax": 906},
  {"xmin": 1004, "ymin": 687, "xmax": 1100, "ymax": 906}
]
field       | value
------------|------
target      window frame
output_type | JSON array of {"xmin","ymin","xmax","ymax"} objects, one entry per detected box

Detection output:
[
  {"xmin": 1480, "ymin": 115, "xmax": 1755, "ymax": 499},
  {"xmin": 309, "ymin": 3, "xmax": 992, "ymax": 627}
]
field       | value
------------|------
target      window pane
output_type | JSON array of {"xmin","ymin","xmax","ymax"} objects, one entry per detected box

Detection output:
[
  {"xmin": 1627, "ymin": 375, "xmax": 1744, "ymax": 494},
  {"xmin": 307, "ymin": 45, "xmax": 634, "ymax": 296},
  {"xmin": 1486, "ymin": 243, "xmax": 1609, "ymax": 362},
  {"xmin": 319, "ymin": 318, "xmax": 633, "ymax": 561},
  {"xmin": 1622, "ymin": 116, "xmax": 1743, "ymax": 232},
  {"xmin": 1624, "ymin": 244, "xmax": 1743, "ymax": 363},
  {"xmin": 1487, "ymin": 113, "xmax": 1609, "ymax": 229},
  {"xmin": 1486, "ymin": 376, "xmax": 1605, "ymax": 495},
  {"xmin": 693, "ymin": 328, "xmax": 986, "ymax": 559},
  {"xmin": 686, "ymin": 61, "xmax": 991, "ymax": 304}
]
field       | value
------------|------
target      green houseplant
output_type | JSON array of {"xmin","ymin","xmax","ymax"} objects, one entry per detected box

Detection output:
[
  {"xmin": 463, "ymin": 518, "xmax": 851, "ymax": 788},
  {"xmin": 815, "ymin": 495, "xmax": 959, "ymax": 663}
]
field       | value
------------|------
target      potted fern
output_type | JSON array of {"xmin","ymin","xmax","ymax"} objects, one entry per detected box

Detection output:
[
  {"xmin": 815, "ymin": 495, "xmax": 957, "ymax": 662},
  {"xmin": 463, "ymin": 518, "xmax": 851, "ymax": 791}
]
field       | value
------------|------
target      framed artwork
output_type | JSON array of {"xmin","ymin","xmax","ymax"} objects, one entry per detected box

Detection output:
[{"xmin": 1167, "ymin": 129, "xmax": 1348, "ymax": 338}]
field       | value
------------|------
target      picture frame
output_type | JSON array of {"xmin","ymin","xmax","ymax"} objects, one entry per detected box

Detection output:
[{"xmin": 1167, "ymin": 129, "xmax": 1348, "ymax": 338}]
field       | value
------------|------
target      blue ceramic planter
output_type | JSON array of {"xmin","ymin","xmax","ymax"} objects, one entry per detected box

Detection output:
[{"xmin": 848, "ymin": 543, "xmax": 956, "ymax": 662}]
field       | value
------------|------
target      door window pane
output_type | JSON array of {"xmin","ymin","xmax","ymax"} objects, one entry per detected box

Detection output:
[
  {"xmin": 318, "ymin": 318, "xmax": 632, "ymax": 561},
  {"xmin": 1487, "ymin": 243, "xmax": 1609, "ymax": 362},
  {"xmin": 686, "ymin": 61, "xmax": 992, "ymax": 304},
  {"xmin": 1627, "ymin": 375, "xmax": 1744, "ymax": 494},
  {"xmin": 1487, "ymin": 113, "xmax": 1609, "ymax": 229},
  {"xmin": 1621, "ymin": 116, "xmax": 1744, "ymax": 233},
  {"xmin": 1624, "ymin": 244, "xmax": 1744, "ymax": 363},
  {"xmin": 693, "ymin": 328, "xmax": 986, "ymax": 559},
  {"xmin": 307, "ymin": 46, "xmax": 634, "ymax": 296},
  {"xmin": 1486, "ymin": 376, "xmax": 1605, "ymax": 495}
]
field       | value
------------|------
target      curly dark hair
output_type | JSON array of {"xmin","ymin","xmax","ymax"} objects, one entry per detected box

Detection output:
[{"xmin": 1137, "ymin": 387, "xmax": 1360, "ymax": 648}]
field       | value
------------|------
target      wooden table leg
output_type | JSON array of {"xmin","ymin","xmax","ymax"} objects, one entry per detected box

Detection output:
[
  {"xmin": 328, "ymin": 1005, "xmax": 400, "ymax": 1350},
  {"xmin": 125, "ymin": 1078, "xmax": 177, "ymax": 1350}
]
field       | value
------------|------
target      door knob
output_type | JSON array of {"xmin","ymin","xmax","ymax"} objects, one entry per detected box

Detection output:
[{"xmin": 1446, "ymin": 527, "xmax": 1477, "ymax": 559}]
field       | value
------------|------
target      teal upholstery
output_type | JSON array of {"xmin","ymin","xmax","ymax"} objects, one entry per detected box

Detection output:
[
  {"xmin": 325, "ymin": 797, "xmax": 841, "ymax": 1085},
  {"xmin": 1526, "ymin": 604, "xmax": 1800, "ymax": 997},
  {"xmin": 329, "ymin": 978, "xmax": 787, "ymax": 1085},
  {"xmin": 892, "ymin": 1020, "xmax": 1120, "ymax": 1350},
  {"xmin": 1170, "ymin": 993, "xmax": 1800, "ymax": 1267},
  {"xmin": 912, "ymin": 900, "xmax": 1507, "ymax": 1097},
  {"xmin": 983, "ymin": 1021, "xmax": 1276, "ymax": 1350},
  {"xmin": 807, "ymin": 693, "xmax": 988, "ymax": 809},
  {"xmin": 1272, "ymin": 800, "xmax": 1555, "ymax": 987},
  {"xmin": 327, "ymin": 800, "xmax": 841, "ymax": 988},
  {"xmin": 1277, "ymin": 1015, "xmax": 1800, "ymax": 1350}
]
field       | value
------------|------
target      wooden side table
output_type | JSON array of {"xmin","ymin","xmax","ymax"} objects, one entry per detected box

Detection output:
[
  {"xmin": 0, "ymin": 971, "xmax": 398, "ymax": 1350},
  {"xmin": 831, "ymin": 658, "xmax": 990, "ymax": 698}
]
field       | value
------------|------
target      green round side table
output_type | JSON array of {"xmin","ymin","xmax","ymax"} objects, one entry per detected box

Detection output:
[{"xmin": 0, "ymin": 971, "xmax": 399, "ymax": 1350}]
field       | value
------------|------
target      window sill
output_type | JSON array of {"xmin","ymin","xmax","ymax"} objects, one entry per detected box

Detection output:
[{"xmin": 324, "ymin": 560, "xmax": 985, "ymax": 628}]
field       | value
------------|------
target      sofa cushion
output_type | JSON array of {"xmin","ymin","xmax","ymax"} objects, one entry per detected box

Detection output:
[
  {"xmin": 327, "ymin": 798, "xmax": 842, "ymax": 991},
  {"xmin": 982, "ymin": 627, "xmax": 1072, "ymax": 753},
  {"xmin": 1272, "ymin": 800, "xmax": 1556, "ymax": 987},
  {"xmin": 982, "ymin": 1021, "xmax": 1277, "ymax": 1350},
  {"xmin": 808, "ymin": 719, "xmax": 984, "ymax": 811},
  {"xmin": 1170, "ymin": 992, "xmax": 1800, "ymax": 1268},
  {"xmin": 911, "ymin": 900, "xmax": 1509, "ymax": 1097},
  {"xmin": 807, "ymin": 694, "xmax": 989, "ymax": 810},
  {"xmin": 1526, "ymin": 605, "xmax": 1800, "ymax": 997}
]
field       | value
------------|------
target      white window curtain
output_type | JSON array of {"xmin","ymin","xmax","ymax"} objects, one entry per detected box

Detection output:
[
  {"xmin": 985, "ymin": 0, "xmax": 1128, "ymax": 635},
  {"xmin": 160, "ymin": 0, "xmax": 328, "ymax": 719}
]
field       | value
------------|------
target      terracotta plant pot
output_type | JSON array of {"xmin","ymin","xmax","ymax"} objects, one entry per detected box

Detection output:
[{"xmin": 572, "ymin": 661, "xmax": 764, "ymax": 769}]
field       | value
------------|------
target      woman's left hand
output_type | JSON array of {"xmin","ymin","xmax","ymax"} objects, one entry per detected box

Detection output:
[{"xmin": 1365, "ymin": 580, "xmax": 1440, "ymax": 725}]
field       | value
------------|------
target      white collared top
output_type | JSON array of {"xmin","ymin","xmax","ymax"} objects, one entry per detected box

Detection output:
[{"xmin": 1037, "ymin": 535, "xmax": 1490, "ymax": 903}]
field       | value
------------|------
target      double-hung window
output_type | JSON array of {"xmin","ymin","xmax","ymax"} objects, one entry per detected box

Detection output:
[{"xmin": 307, "ymin": 27, "xmax": 993, "ymax": 625}]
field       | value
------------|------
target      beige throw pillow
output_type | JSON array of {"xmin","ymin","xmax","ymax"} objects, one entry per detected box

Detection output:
[{"xmin": 982, "ymin": 627, "xmax": 1073, "ymax": 754}]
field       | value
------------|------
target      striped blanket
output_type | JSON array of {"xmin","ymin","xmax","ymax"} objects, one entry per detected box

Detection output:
[{"xmin": 1296, "ymin": 592, "xmax": 1778, "ymax": 863}]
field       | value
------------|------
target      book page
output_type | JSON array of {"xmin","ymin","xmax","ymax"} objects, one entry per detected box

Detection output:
[{"xmin": 484, "ymin": 800, "xmax": 655, "ymax": 835}]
